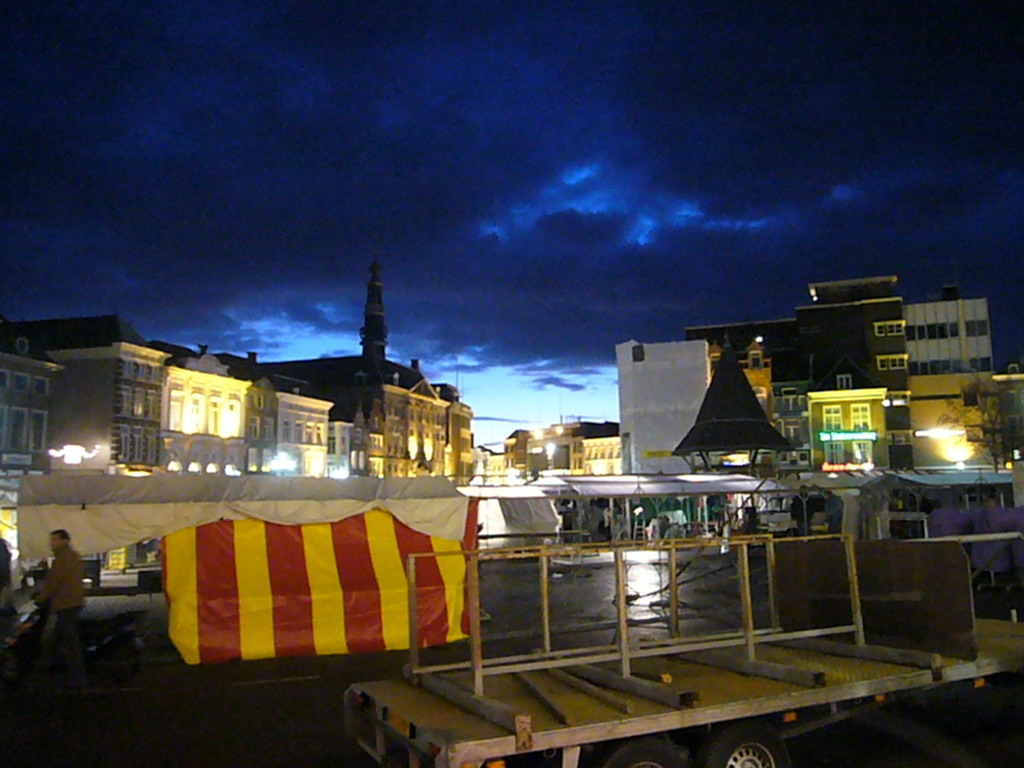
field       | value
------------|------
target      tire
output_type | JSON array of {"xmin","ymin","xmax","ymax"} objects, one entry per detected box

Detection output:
[
  {"xmin": 598, "ymin": 737, "xmax": 688, "ymax": 768},
  {"xmin": 694, "ymin": 720, "xmax": 791, "ymax": 768}
]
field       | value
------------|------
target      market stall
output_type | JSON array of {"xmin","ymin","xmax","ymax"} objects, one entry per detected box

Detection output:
[{"xmin": 17, "ymin": 475, "xmax": 477, "ymax": 663}]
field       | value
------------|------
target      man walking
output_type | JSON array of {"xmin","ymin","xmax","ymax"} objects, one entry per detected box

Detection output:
[{"xmin": 37, "ymin": 529, "xmax": 86, "ymax": 689}]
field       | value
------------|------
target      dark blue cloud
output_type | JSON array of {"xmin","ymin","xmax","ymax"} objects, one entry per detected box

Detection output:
[{"xmin": 2, "ymin": 0, "xmax": 1022, "ymax": 376}]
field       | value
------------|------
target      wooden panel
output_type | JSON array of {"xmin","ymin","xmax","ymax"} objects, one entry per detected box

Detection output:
[{"xmin": 774, "ymin": 540, "xmax": 976, "ymax": 659}]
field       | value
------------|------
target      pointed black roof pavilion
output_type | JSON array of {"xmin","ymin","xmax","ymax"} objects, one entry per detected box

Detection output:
[{"xmin": 674, "ymin": 343, "xmax": 791, "ymax": 468}]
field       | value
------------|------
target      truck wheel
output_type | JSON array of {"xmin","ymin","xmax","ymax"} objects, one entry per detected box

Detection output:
[
  {"xmin": 695, "ymin": 721, "xmax": 791, "ymax": 768},
  {"xmin": 599, "ymin": 737, "xmax": 687, "ymax": 768}
]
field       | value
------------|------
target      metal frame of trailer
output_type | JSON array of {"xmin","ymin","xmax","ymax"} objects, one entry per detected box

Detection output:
[{"xmin": 345, "ymin": 535, "xmax": 1024, "ymax": 768}]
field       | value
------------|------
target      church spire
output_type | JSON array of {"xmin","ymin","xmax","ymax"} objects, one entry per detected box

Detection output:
[{"xmin": 360, "ymin": 261, "xmax": 388, "ymax": 362}]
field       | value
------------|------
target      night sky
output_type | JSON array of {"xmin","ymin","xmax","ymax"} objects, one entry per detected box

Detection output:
[{"xmin": 3, "ymin": 2, "xmax": 1022, "ymax": 445}]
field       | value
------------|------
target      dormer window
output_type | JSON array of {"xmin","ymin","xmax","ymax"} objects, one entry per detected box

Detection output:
[
  {"xmin": 837, "ymin": 373, "xmax": 853, "ymax": 389},
  {"xmin": 15, "ymin": 337, "xmax": 29, "ymax": 355},
  {"xmin": 749, "ymin": 351, "xmax": 763, "ymax": 370}
]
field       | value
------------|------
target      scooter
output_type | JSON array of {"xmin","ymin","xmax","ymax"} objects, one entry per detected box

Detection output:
[{"xmin": 2, "ymin": 602, "xmax": 145, "ymax": 688}]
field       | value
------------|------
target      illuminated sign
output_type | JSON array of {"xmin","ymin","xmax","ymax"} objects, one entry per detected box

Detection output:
[
  {"xmin": 821, "ymin": 461, "xmax": 876, "ymax": 472},
  {"xmin": 818, "ymin": 430, "xmax": 878, "ymax": 442},
  {"xmin": 48, "ymin": 444, "xmax": 101, "ymax": 465},
  {"xmin": 913, "ymin": 427, "xmax": 965, "ymax": 439},
  {"xmin": 642, "ymin": 450, "xmax": 674, "ymax": 458}
]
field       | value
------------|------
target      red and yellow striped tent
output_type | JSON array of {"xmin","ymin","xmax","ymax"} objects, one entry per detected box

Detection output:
[
  {"xmin": 16, "ymin": 474, "xmax": 479, "ymax": 664},
  {"xmin": 164, "ymin": 503, "xmax": 478, "ymax": 664}
]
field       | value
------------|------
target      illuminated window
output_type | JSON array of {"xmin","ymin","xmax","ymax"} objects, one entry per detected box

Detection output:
[
  {"xmin": 851, "ymin": 404, "xmax": 871, "ymax": 430},
  {"xmin": 852, "ymin": 441, "xmax": 873, "ymax": 463},
  {"xmin": 823, "ymin": 405, "xmax": 843, "ymax": 431},
  {"xmin": 877, "ymin": 355, "xmax": 908, "ymax": 371},
  {"xmin": 187, "ymin": 395, "xmax": 203, "ymax": 434},
  {"xmin": 208, "ymin": 399, "xmax": 221, "ymax": 436},
  {"xmin": 169, "ymin": 391, "xmax": 184, "ymax": 432}
]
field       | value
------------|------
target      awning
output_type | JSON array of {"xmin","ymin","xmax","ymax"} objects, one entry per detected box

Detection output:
[{"xmin": 17, "ymin": 475, "xmax": 468, "ymax": 558}]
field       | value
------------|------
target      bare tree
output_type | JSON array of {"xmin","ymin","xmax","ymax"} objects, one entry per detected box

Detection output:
[{"xmin": 942, "ymin": 377, "xmax": 1023, "ymax": 470}]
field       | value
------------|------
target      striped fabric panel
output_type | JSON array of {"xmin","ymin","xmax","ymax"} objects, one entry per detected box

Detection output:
[
  {"xmin": 163, "ymin": 527, "xmax": 200, "ymax": 664},
  {"xmin": 264, "ymin": 522, "xmax": 317, "ymax": 658},
  {"xmin": 393, "ymin": 518, "xmax": 449, "ymax": 647},
  {"xmin": 332, "ymin": 514, "xmax": 386, "ymax": 653},
  {"xmin": 302, "ymin": 522, "xmax": 348, "ymax": 655},
  {"xmin": 196, "ymin": 522, "xmax": 241, "ymax": 663},
  {"xmin": 167, "ymin": 506, "xmax": 475, "ymax": 663}
]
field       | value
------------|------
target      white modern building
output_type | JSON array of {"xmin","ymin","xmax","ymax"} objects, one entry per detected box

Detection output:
[
  {"xmin": 616, "ymin": 339, "xmax": 710, "ymax": 474},
  {"xmin": 904, "ymin": 287, "xmax": 992, "ymax": 375}
]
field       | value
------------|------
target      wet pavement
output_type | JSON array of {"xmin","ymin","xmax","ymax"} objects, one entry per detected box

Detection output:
[{"xmin": 2, "ymin": 551, "xmax": 1024, "ymax": 767}]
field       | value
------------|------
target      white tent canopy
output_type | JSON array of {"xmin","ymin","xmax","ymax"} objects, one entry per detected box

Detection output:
[
  {"xmin": 463, "ymin": 473, "xmax": 788, "ymax": 500},
  {"xmin": 17, "ymin": 475, "xmax": 468, "ymax": 559}
]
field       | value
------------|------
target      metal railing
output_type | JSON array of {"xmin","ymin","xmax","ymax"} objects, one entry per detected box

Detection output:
[{"xmin": 406, "ymin": 534, "xmax": 864, "ymax": 696}]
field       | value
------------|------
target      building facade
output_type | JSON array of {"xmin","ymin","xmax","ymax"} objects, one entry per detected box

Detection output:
[
  {"xmin": 156, "ymin": 346, "xmax": 248, "ymax": 476},
  {"xmin": 616, "ymin": 339, "xmax": 710, "ymax": 474},
  {"xmin": 275, "ymin": 388, "xmax": 331, "ymax": 477},
  {"xmin": 905, "ymin": 287, "xmax": 993, "ymax": 375},
  {"xmin": 0, "ymin": 337, "xmax": 61, "ymax": 476},
  {"xmin": 3, "ymin": 316, "xmax": 169, "ymax": 475},
  {"xmin": 257, "ymin": 263, "xmax": 473, "ymax": 480}
]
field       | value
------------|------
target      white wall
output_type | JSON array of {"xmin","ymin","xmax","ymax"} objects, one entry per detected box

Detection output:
[{"xmin": 616, "ymin": 339, "xmax": 710, "ymax": 474}]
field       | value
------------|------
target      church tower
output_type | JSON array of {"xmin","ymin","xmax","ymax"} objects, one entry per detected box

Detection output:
[{"xmin": 360, "ymin": 261, "xmax": 388, "ymax": 363}]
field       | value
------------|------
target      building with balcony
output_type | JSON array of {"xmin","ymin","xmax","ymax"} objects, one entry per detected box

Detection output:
[{"xmin": 152, "ymin": 343, "xmax": 248, "ymax": 476}]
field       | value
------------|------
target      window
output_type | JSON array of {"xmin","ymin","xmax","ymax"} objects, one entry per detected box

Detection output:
[
  {"xmin": 13, "ymin": 373, "xmax": 29, "ymax": 392},
  {"xmin": 836, "ymin": 373, "xmax": 853, "ymax": 390},
  {"xmin": 282, "ymin": 420, "xmax": 292, "ymax": 442},
  {"xmin": 905, "ymin": 325, "xmax": 916, "ymax": 341},
  {"xmin": 133, "ymin": 388, "xmax": 145, "ymax": 417},
  {"xmin": 169, "ymin": 391, "xmax": 184, "ymax": 431},
  {"xmin": 8, "ymin": 409, "xmax": 27, "ymax": 451},
  {"xmin": 0, "ymin": 406, "xmax": 6, "ymax": 449},
  {"xmin": 248, "ymin": 416, "xmax": 260, "ymax": 439},
  {"xmin": 146, "ymin": 390, "xmax": 159, "ymax": 420},
  {"xmin": 875, "ymin": 321, "xmax": 905, "ymax": 336},
  {"xmin": 144, "ymin": 428, "xmax": 157, "ymax": 464},
  {"xmin": 188, "ymin": 394, "xmax": 203, "ymax": 433},
  {"xmin": 966, "ymin": 319, "xmax": 989, "ymax": 337},
  {"xmin": 877, "ymin": 354, "xmax": 908, "ymax": 371},
  {"xmin": 32, "ymin": 377, "xmax": 48, "ymax": 395},
  {"xmin": 949, "ymin": 322, "xmax": 959, "ymax": 338},
  {"xmin": 328, "ymin": 432, "xmax": 337, "ymax": 454},
  {"xmin": 825, "ymin": 442, "xmax": 845, "ymax": 465},
  {"xmin": 631, "ymin": 344, "xmax": 645, "ymax": 362},
  {"xmin": 208, "ymin": 400, "xmax": 221, "ymax": 435},
  {"xmin": 823, "ymin": 405, "xmax": 843, "ymax": 431},
  {"xmin": 0, "ymin": 370, "xmax": 6, "ymax": 389},
  {"xmin": 131, "ymin": 426, "xmax": 144, "ymax": 462},
  {"xmin": 980, "ymin": 357, "xmax": 992, "ymax": 372},
  {"xmin": 852, "ymin": 440, "xmax": 873, "ymax": 464},
  {"xmin": 749, "ymin": 351, "xmax": 763, "ymax": 369},
  {"xmin": 851, "ymin": 404, "xmax": 871, "ymax": 430},
  {"xmin": 262, "ymin": 417, "xmax": 274, "ymax": 441},
  {"xmin": 29, "ymin": 411, "xmax": 46, "ymax": 452},
  {"xmin": 909, "ymin": 362, "xmax": 920, "ymax": 375}
]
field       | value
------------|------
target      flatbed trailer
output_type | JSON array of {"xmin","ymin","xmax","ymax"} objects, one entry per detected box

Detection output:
[{"xmin": 345, "ymin": 536, "xmax": 1024, "ymax": 768}]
